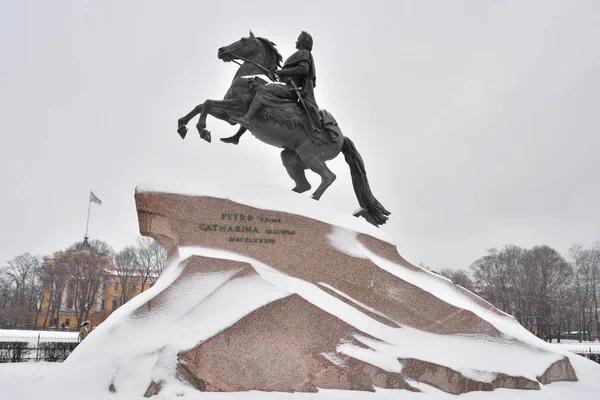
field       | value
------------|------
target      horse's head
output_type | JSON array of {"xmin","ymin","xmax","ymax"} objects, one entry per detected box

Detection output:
[
  {"xmin": 218, "ymin": 31, "xmax": 282, "ymax": 72},
  {"xmin": 218, "ymin": 31, "xmax": 260, "ymax": 63}
]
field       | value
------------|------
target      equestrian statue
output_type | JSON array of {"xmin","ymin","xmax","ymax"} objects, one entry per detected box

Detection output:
[{"xmin": 176, "ymin": 31, "xmax": 390, "ymax": 226}]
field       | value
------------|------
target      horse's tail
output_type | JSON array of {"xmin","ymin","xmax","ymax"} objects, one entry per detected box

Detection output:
[{"xmin": 341, "ymin": 137, "xmax": 391, "ymax": 226}]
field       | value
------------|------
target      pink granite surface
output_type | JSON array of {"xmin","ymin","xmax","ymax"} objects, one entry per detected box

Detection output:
[{"xmin": 133, "ymin": 191, "xmax": 577, "ymax": 394}]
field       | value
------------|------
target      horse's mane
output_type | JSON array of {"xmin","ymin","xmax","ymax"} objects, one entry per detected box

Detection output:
[{"xmin": 257, "ymin": 37, "xmax": 282, "ymax": 71}]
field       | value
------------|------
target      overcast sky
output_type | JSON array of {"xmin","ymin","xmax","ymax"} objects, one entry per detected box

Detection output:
[{"xmin": 1, "ymin": 0, "xmax": 599, "ymax": 270}]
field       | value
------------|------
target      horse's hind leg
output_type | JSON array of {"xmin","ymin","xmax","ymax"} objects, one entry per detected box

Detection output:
[
  {"xmin": 177, "ymin": 104, "xmax": 202, "ymax": 139},
  {"xmin": 281, "ymin": 149, "xmax": 311, "ymax": 193},
  {"xmin": 296, "ymin": 147, "xmax": 336, "ymax": 200}
]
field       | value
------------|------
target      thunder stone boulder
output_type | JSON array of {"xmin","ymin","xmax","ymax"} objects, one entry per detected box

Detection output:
[{"xmin": 124, "ymin": 184, "xmax": 577, "ymax": 396}]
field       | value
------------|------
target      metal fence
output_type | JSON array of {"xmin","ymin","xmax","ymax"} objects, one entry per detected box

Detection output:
[
  {"xmin": 0, "ymin": 326, "xmax": 79, "ymax": 333},
  {"xmin": 567, "ymin": 347, "xmax": 600, "ymax": 364},
  {"xmin": 0, "ymin": 333, "xmax": 79, "ymax": 363}
]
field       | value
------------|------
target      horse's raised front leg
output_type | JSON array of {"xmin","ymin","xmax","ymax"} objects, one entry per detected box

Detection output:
[
  {"xmin": 197, "ymin": 99, "xmax": 242, "ymax": 143},
  {"xmin": 177, "ymin": 104, "xmax": 203, "ymax": 139},
  {"xmin": 196, "ymin": 99, "xmax": 212, "ymax": 143}
]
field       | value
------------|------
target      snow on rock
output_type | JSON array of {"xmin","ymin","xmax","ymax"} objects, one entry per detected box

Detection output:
[{"xmin": 3, "ymin": 183, "xmax": 599, "ymax": 400}]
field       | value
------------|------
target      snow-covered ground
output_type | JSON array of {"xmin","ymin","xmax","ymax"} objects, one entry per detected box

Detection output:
[{"xmin": 0, "ymin": 356, "xmax": 599, "ymax": 400}]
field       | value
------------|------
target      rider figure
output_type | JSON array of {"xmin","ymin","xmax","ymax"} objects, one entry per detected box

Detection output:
[{"xmin": 233, "ymin": 31, "xmax": 323, "ymax": 132}]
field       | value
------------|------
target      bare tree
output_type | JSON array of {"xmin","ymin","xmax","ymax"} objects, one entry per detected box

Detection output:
[
  {"xmin": 0, "ymin": 273, "xmax": 11, "ymax": 309},
  {"xmin": 495, "ymin": 245, "xmax": 531, "ymax": 326},
  {"xmin": 39, "ymin": 255, "xmax": 70, "ymax": 327},
  {"xmin": 135, "ymin": 236, "xmax": 166, "ymax": 292},
  {"xmin": 28, "ymin": 264, "xmax": 45, "ymax": 327},
  {"xmin": 469, "ymin": 244, "xmax": 576, "ymax": 339},
  {"xmin": 4, "ymin": 254, "xmax": 40, "ymax": 306},
  {"xmin": 522, "ymin": 246, "xmax": 573, "ymax": 341},
  {"xmin": 62, "ymin": 240, "xmax": 114, "ymax": 325},
  {"xmin": 470, "ymin": 247, "xmax": 516, "ymax": 313},
  {"xmin": 569, "ymin": 242, "xmax": 600, "ymax": 341},
  {"xmin": 591, "ymin": 242, "xmax": 600, "ymax": 339},
  {"xmin": 439, "ymin": 269, "xmax": 474, "ymax": 292},
  {"xmin": 113, "ymin": 246, "xmax": 140, "ymax": 306},
  {"xmin": 3, "ymin": 253, "xmax": 41, "ymax": 327},
  {"xmin": 0, "ymin": 272, "xmax": 14, "ymax": 327}
]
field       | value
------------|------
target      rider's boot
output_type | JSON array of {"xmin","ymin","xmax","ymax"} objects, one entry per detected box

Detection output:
[{"xmin": 233, "ymin": 100, "xmax": 262, "ymax": 127}]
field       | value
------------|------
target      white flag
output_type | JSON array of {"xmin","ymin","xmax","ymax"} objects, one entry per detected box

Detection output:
[{"xmin": 90, "ymin": 191, "xmax": 102, "ymax": 206}]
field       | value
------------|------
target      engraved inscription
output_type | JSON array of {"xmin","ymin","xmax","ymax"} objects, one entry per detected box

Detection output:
[
  {"xmin": 229, "ymin": 237, "xmax": 276, "ymax": 244},
  {"xmin": 260, "ymin": 217, "xmax": 281, "ymax": 223},
  {"xmin": 198, "ymin": 213, "xmax": 297, "ymax": 244},
  {"xmin": 200, "ymin": 224, "xmax": 259, "ymax": 233},
  {"xmin": 265, "ymin": 229, "xmax": 295, "ymax": 235},
  {"xmin": 221, "ymin": 213, "xmax": 254, "ymax": 222}
]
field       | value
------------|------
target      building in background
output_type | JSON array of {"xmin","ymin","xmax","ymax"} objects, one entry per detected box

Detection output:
[{"xmin": 36, "ymin": 240, "xmax": 159, "ymax": 329}]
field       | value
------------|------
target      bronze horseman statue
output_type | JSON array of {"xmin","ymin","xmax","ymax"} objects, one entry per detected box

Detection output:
[{"xmin": 177, "ymin": 31, "xmax": 390, "ymax": 226}]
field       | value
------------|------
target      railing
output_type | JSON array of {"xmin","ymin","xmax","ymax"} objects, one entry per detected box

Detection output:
[
  {"xmin": 0, "ymin": 333, "xmax": 79, "ymax": 363},
  {"xmin": 0, "ymin": 326, "xmax": 79, "ymax": 333},
  {"xmin": 567, "ymin": 347, "xmax": 600, "ymax": 364},
  {"xmin": 564, "ymin": 347, "xmax": 600, "ymax": 355},
  {"xmin": 556, "ymin": 343, "xmax": 600, "ymax": 364}
]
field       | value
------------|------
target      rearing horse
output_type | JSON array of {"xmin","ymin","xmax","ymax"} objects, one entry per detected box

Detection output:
[{"xmin": 177, "ymin": 32, "xmax": 390, "ymax": 226}]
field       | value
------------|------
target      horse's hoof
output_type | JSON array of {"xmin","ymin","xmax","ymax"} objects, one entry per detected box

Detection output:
[
  {"xmin": 220, "ymin": 136, "xmax": 240, "ymax": 145},
  {"xmin": 177, "ymin": 125, "xmax": 188, "ymax": 139},
  {"xmin": 292, "ymin": 185, "xmax": 311, "ymax": 194},
  {"xmin": 311, "ymin": 191, "xmax": 323, "ymax": 200},
  {"xmin": 198, "ymin": 129, "xmax": 211, "ymax": 143}
]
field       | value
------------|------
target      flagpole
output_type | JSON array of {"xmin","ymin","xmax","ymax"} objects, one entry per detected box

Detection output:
[{"xmin": 84, "ymin": 191, "xmax": 91, "ymax": 245}]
